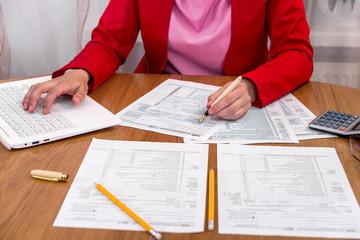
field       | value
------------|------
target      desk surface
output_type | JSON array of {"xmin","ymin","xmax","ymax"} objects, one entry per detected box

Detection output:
[{"xmin": 1, "ymin": 74, "xmax": 360, "ymax": 240}]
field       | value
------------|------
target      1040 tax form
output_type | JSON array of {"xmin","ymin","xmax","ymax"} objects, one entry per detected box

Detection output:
[
  {"xmin": 54, "ymin": 139, "xmax": 208, "ymax": 233},
  {"xmin": 217, "ymin": 144, "xmax": 360, "ymax": 239}
]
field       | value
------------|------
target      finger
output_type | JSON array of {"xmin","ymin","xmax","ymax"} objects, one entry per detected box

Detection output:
[
  {"xmin": 72, "ymin": 84, "xmax": 88, "ymax": 105},
  {"xmin": 214, "ymin": 98, "xmax": 251, "ymax": 120},
  {"xmin": 23, "ymin": 82, "xmax": 55, "ymax": 112},
  {"xmin": 208, "ymin": 86, "xmax": 243, "ymax": 115},
  {"xmin": 22, "ymin": 83, "xmax": 39, "ymax": 110},
  {"xmin": 42, "ymin": 81, "xmax": 76, "ymax": 114},
  {"xmin": 208, "ymin": 83, "xmax": 251, "ymax": 118},
  {"xmin": 206, "ymin": 82, "xmax": 232, "ymax": 108}
]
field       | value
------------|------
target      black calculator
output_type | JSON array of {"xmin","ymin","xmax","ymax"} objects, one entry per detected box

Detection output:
[{"xmin": 309, "ymin": 110, "xmax": 360, "ymax": 136}]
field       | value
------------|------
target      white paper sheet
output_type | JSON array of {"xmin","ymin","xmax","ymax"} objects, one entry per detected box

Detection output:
[
  {"xmin": 185, "ymin": 100, "xmax": 298, "ymax": 144},
  {"xmin": 185, "ymin": 93, "xmax": 337, "ymax": 144},
  {"xmin": 54, "ymin": 138, "xmax": 209, "ymax": 233},
  {"xmin": 116, "ymin": 79, "xmax": 223, "ymax": 141},
  {"xmin": 217, "ymin": 144, "xmax": 360, "ymax": 238},
  {"xmin": 278, "ymin": 93, "xmax": 337, "ymax": 140}
]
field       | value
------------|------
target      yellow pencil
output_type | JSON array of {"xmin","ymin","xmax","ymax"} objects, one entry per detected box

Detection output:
[
  {"xmin": 208, "ymin": 169, "xmax": 215, "ymax": 231},
  {"xmin": 94, "ymin": 182, "xmax": 162, "ymax": 240}
]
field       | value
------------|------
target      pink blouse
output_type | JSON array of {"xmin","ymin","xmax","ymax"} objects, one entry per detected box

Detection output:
[{"xmin": 164, "ymin": 0, "xmax": 231, "ymax": 75}]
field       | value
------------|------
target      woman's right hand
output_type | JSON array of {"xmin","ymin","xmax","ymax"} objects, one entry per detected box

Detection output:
[{"xmin": 22, "ymin": 68, "xmax": 91, "ymax": 114}]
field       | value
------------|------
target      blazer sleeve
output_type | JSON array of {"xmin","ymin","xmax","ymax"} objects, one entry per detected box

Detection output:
[
  {"xmin": 243, "ymin": 0, "xmax": 313, "ymax": 108},
  {"xmin": 53, "ymin": 0, "xmax": 140, "ymax": 91}
]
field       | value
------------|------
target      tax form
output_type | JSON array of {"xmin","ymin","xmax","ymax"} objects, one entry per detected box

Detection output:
[
  {"xmin": 54, "ymin": 139, "xmax": 208, "ymax": 233},
  {"xmin": 278, "ymin": 93, "xmax": 337, "ymax": 140},
  {"xmin": 185, "ymin": 100, "xmax": 298, "ymax": 144},
  {"xmin": 185, "ymin": 93, "xmax": 335, "ymax": 144},
  {"xmin": 217, "ymin": 144, "xmax": 360, "ymax": 238},
  {"xmin": 116, "ymin": 79, "xmax": 223, "ymax": 141}
]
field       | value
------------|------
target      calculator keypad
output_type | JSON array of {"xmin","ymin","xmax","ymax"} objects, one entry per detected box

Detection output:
[
  {"xmin": 309, "ymin": 110, "xmax": 360, "ymax": 136},
  {"xmin": 311, "ymin": 111, "xmax": 359, "ymax": 131}
]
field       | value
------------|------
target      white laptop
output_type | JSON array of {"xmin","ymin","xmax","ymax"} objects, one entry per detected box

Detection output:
[{"xmin": 0, "ymin": 75, "xmax": 121, "ymax": 150}]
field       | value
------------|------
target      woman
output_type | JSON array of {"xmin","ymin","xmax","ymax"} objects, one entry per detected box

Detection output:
[{"xmin": 22, "ymin": 0, "xmax": 313, "ymax": 120}]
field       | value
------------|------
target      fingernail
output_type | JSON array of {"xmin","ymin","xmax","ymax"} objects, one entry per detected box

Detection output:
[
  {"xmin": 42, "ymin": 107, "xmax": 48, "ymax": 114},
  {"xmin": 23, "ymin": 102, "xmax": 28, "ymax": 109}
]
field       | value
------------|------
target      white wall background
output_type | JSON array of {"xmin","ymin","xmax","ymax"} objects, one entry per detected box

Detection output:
[
  {"xmin": 0, "ymin": 0, "xmax": 359, "ymax": 88},
  {"xmin": 0, "ymin": 0, "xmax": 78, "ymax": 79},
  {"xmin": 305, "ymin": 0, "xmax": 360, "ymax": 88},
  {"xmin": 0, "ymin": 0, "xmax": 144, "ymax": 80}
]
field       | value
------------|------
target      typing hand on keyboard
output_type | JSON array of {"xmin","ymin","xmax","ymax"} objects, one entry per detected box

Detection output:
[
  {"xmin": 22, "ymin": 69, "xmax": 91, "ymax": 114},
  {"xmin": 0, "ymin": 85, "xmax": 74, "ymax": 137}
]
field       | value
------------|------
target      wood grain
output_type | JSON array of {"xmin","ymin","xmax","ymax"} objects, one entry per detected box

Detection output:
[{"xmin": 0, "ymin": 74, "xmax": 359, "ymax": 240}]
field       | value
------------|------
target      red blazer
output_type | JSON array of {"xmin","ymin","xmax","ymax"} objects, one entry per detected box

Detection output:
[{"xmin": 54, "ymin": 0, "xmax": 313, "ymax": 107}]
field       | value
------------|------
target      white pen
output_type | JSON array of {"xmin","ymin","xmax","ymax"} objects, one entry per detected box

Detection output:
[{"xmin": 198, "ymin": 76, "xmax": 243, "ymax": 123}]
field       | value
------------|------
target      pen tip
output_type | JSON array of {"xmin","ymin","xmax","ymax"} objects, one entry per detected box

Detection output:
[{"xmin": 198, "ymin": 114, "xmax": 206, "ymax": 123}]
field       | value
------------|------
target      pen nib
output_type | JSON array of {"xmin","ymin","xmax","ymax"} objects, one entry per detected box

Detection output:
[{"xmin": 198, "ymin": 114, "xmax": 207, "ymax": 123}]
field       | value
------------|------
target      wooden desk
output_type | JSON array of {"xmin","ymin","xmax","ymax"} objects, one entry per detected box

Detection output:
[{"xmin": 1, "ymin": 74, "xmax": 359, "ymax": 240}]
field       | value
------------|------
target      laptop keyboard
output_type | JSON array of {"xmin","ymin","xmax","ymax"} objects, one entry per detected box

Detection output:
[{"xmin": 0, "ymin": 85, "xmax": 75, "ymax": 137}]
